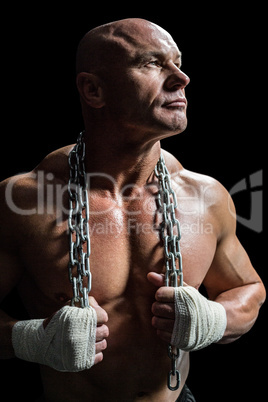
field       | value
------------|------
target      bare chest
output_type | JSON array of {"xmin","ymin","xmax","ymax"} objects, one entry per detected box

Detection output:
[{"xmin": 17, "ymin": 192, "xmax": 217, "ymax": 316}]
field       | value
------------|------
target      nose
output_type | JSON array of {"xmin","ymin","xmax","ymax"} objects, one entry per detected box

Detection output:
[{"xmin": 164, "ymin": 65, "xmax": 190, "ymax": 91}]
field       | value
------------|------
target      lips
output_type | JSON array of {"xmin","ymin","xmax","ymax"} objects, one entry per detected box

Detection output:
[{"xmin": 162, "ymin": 98, "xmax": 187, "ymax": 108}]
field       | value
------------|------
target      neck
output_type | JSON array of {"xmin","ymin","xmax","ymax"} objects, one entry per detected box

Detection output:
[{"xmin": 83, "ymin": 128, "xmax": 161, "ymax": 194}]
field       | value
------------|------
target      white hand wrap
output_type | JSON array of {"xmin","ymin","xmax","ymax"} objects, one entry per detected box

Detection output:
[
  {"xmin": 171, "ymin": 286, "xmax": 227, "ymax": 351},
  {"xmin": 12, "ymin": 305, "xmax": 97, "ymax": 372}
]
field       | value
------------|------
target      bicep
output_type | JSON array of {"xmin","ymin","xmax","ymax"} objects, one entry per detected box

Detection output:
[
  {"xmin": 203, "ymin": 233, "xmax": 262, "ymax": 301},
  {"xmin": 202, "ymin": 181, "xmax": 263, "ymax": 300}
]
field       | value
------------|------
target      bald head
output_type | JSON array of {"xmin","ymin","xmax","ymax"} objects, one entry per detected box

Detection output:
[
  {"xmin": 76, "ymin": 18, "xmax": 189, "ymax": 138},
  {"xmin": 76, "ymin": 18, "xmax": 176, "ymax": 75}
]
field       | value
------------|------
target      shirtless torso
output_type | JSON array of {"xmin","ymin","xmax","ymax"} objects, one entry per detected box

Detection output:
[{"xmin": 1, "ymin": 146, "xmax": 223, "ymax": 401}]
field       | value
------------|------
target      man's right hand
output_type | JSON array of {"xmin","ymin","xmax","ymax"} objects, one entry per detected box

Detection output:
[{"xmin": 12, "ymin": 297, "xmax": 109, "ymax": 372}]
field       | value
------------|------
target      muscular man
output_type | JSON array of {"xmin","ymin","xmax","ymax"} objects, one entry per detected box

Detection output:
[{"xmin": 0, "ymin": 18, "xmax": 265, "ymax": 401}]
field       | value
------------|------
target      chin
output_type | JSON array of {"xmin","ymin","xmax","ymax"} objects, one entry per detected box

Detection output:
[
  {"xmin": 160, "ymin": 117, "xmax": 188, "ymax": 138},
  {"xmin": 171, "ymin": 113, "xmax": 188, "ymax": 131},
  {"xmin": 153, "ymin": 110, "xmax": 188, "ymax": 134}
]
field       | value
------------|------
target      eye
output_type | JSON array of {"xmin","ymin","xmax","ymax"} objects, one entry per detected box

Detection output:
[{"xmin": 146, "ymin": 60, "xmax": 161, "ymax": 68}]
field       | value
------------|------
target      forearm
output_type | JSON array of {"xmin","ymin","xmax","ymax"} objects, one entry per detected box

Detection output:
[
  {"xmin": 0, "ymin": 309, "xmax": 18, "ymax": 359},
  {"xmin": 215, "ymin": 282, "xmax": 266, "ymax": 344}
]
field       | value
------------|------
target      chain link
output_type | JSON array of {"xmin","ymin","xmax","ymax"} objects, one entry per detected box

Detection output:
[
  {"xmin": 68, "ymin": 131, "xmax": 91, "ymax": 308},
  {"xmin": 67, "ymin": 136, "xmax": 183, "ymax": 391},
  {"xmin": 155, "ymin": 154, "xmax": 183, "ymax": 391}
]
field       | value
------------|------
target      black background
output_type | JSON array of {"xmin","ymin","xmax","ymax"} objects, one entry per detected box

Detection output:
[{"xmin": 1, "ymin": 7, "xmax": 266, "ymax": 401}]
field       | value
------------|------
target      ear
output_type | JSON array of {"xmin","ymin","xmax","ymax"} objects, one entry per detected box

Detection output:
[{"xmin": 76, "ymin": 72, "xmax": 105, "ymax": 108}]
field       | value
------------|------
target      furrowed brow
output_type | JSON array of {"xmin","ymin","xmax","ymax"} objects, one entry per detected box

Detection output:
[{"xmin": 133, "ymin": 50, "xmax": 182, "ymax": 66}]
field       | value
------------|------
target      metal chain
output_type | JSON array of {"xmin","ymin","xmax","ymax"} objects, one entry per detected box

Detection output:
[
  {"xmin": 68, "ymin": 131, "xmax": 91, "ymax": 308},
  {"xmin": 68, "ymin": 134, "xmax": 183, "ymax": 391},
  {"xmin": 155, "ymin": 154, "xmax": 183, "ymax": 392}
]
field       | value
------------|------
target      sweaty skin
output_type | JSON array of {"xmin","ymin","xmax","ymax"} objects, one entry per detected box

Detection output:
[{"xmin": 0, "ymin": 19, "xmax": 265, "ymax": 402}]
